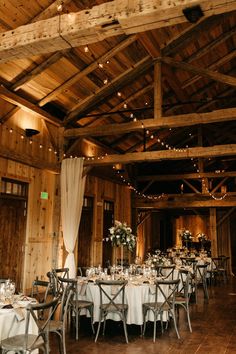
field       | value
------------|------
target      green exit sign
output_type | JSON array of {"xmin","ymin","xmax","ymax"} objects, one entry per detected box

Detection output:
[{"xmin": 40, "ymin": 191, "xmax": 48, "ymax": 200}]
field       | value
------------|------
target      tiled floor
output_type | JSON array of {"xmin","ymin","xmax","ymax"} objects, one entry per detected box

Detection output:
[{"xmin": 50, "ymin": 277, "xmax": 236, "ymax": 353}]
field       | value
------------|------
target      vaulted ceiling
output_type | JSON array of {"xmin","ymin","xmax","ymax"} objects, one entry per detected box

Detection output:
[{"xmin": 0, "ymin": 0, "xmax": 236, "ymax": 202}]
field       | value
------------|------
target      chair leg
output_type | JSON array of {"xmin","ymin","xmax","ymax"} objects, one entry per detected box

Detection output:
[
  {"xmin": 142, "ymin": 307, "xmax": 147, "ymax": 337},
  {"xmin": 171, "ymin": 310, "xmax": 180, "ymax": 339},
  {"xmin": 122, "ymin": 311, "xmax": 129, "ymax": 343},
  {"xmin": 88, "ymin": 305, "xmax": 95, "ymax": 334},
  {"xmin": 95, "ymin": 311, "xmax": 103, "ymax": 342},
  {"xmin": 153, "ymin": 312, "xmax": 157, "ymax": 343},
  {"xmin": 186, "ymin": 305, "xmax": 192, "ymax": 332}
]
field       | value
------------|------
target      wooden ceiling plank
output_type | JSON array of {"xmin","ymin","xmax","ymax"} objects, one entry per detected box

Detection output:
[
  {"xmin": 38, "ymin": 35, "xmax": 137, "ymax": 107},
  {"xmin": 64, "ymin": 107, "xmax": 236, "ymax": 138},
  {"xmin": 83, "ymin": 144, "xmax": 236, "ymax": 166},
  {"xmin": 158, "ymin": 56, "xmax": 236, "ymax": 87},
  {"xmin": 11, "ymin": 51, "xmax": 67, "ymax": 91},
  {"xmin": 64, "ymin": 56, "xmax": 152, "ymax": 124},
  {"xmin": 0, "ymin": 144, "xmax": 59, "ymax": 172},
  {"xmin": 161, "ymin": 15, "xmax": 221, "ymax": 56},
  {"xmin": 0, "ymin": 1, "xmax": 235, "ymax": 63},
  {"xmin": 0, "ymin": 85, "xmax": 61, "ymax": 126}
]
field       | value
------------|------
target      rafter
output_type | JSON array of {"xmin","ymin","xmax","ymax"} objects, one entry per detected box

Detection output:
[
  {"xmin": 0, "ymin": 85, "xmax": 61, "ymax": 126},
  {"xmin": 136, "ymin": 171, "xmax": 236, "ymax": 181},
  {"xmin": 83, "ymin": 144, "xmax": 236, "ymax": 167},
  {"xmin": 64, "ymin": 56, "xmax": 153, "ymax": 125},
  {"xmin": 0, "ymin": 1, "xmax": 235, "ymax": 63},
  {"xmin": 64, "ymin": 107, "xmax": 236, "ymax": 138},
  {"xmin": 158, "ymin": 57, "xmax": 236, "ymax": 87},
  {"xmin": 38, "ymin": 35, "xmax": 137, "ymax": 107}
]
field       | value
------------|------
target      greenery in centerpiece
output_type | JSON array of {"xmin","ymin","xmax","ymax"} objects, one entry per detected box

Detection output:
[
  {"xmin": 105, "ymin": 220, "xmax": 136, "ymax": 251},
  {"xmin": 197, "ymin": 233, "xmax": 207, "ymax": 242}
]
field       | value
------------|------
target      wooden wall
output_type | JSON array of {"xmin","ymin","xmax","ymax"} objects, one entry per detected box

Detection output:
[{"xmin": 0, "ymin": 157, "xmax": 62, "ymax": 293}]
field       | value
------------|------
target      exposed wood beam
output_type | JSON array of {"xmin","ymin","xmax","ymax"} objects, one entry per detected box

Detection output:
[
  {"xmin": 211, "ymin": 177, "xmax": 229, "ymax": 193},
  {"xmin": 154, "ymin": 62, "xmax": 162, "ymax": 119},
  {"xmin": 0, "ymin": 107, "xmax": 20, "ymax": 124},
  {"xmin": 38, "ymin": 35, "xmax": 137, "ymax": 107},
  {"xmin": 135, "ymin": 193, "xmax": 236, "ymax": 209},
  {"xmin": 183, "ymin": 179, "xmax": 201, "ymax": 194},
  {"xmin": 158, "ymin": 56, "xmax": 236, "ymax": 87},
  {"xmin": 64, "ymin": 56, "xmax": 153, "ymax": 125},
  {"xmin": 137, "ymin": 171, "xmax": 236, "ymax": 181},
  {"xmin": 182, "ymin": 50, "xmax": 236, "ymax": 90},
  {"xmin": 0, "ymin": 85, "xmax": 61, "ymax": 126},
  {"xmin": 64, "ymin": 107, "xmax": 236, "ymax": 138},
  {"xmin": 0, "ymin": 1, "xmax": 235, "ymax": 63},
  {"xmin": 83, "ymin": 144, "xmax": 236, "ymax": 166}
]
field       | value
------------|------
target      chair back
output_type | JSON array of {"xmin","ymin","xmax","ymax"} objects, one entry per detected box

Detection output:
[
  {"xmin": 157, "ymin": 265, "xmax": 175, "ymax": 280},
  {"xmin": 153, "ymin": 278, "xmax": 180, "ymax": 311},
  {"xmin": 25, "ymin": 297, "xmax": 59, "ymax": 348},
  {"xmin": 58, "ymin": 284, "xmax": 74, "ymax": 322},
  {"xmin": 181, "ymin": 258, "xmax": 198, "ymax": 271},
  {"xmin": 47, "ymin": 268, "xmax": 69, "ymax": 296},
  {"xmin": 178, "ymin": 269, "xmax": 192, "ymax": 301},
  {"xmin": 31, "ymin": 278, "xmax": 51, "ymax": 303},
  {"xmin": 95, "ymin": 279, "xmax": 128, "ymax": 312},
  {"xmin": 195, "ymin": 263, "xmax": 208, "ymax": 283}
]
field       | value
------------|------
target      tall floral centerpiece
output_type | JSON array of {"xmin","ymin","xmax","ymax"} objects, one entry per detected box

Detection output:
[
  {"xmin": 197, "ymin": 233, "xmax": 207, "ymax": 249},
  {"xmin": 180, "ymin": 229, "xmax": 192, "ymax": 249},
  {"xmin": 107, "ymin": 220, "xmax": 136, "ymax": 266}
]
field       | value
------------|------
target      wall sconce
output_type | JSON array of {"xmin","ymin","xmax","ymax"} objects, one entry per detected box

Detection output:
[
  {"xmin": 25, "ymin": 128, "xmax": 40, "ymax": 137},
  {"xmin": 183, "ymin": 5, "xmax": 204, "ymax": 23}
]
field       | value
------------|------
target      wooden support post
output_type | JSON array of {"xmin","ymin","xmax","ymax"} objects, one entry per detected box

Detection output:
[
  {"xmin": 154, "ymin": 62, "xmax": 162, "ymax": 120},
  {"xmin": 210, "ymin": 208, "xmax": 217, "ymax": 257}
]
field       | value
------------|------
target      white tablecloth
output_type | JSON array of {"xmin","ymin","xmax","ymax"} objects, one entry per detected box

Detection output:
[
  {"xmin": 78, "ymin": 281, "xmax": 167, "ymax": 325},
  {"xmin": 0, "ymin": 305, "xmax": 38, "ymax": 353}
]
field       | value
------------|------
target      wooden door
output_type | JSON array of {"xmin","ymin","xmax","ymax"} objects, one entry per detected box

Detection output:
[
  {"xmin": 0, "ymin": 198, "xmax": 27, "ymax": 291},
  {"xmin": 78, "ymin": 203, "xmax": 93, "ymax": 267}
]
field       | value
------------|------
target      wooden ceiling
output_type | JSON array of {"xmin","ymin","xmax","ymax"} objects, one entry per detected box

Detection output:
[{"xmin": 0, "ymin": 0, "xmax": 236, "ymax": 200}]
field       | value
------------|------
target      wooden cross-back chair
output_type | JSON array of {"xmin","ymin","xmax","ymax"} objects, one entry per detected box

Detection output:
[
  {"xmin": 142, "ymin": 278, "xmax": 180, "ymax": 342},
  {"xmin": 95, "ymin": 279, "xmax": 129, "ymax": 343},
  {"xmin": 1, "ymin": 297, "xmax": 59, "ymax": 354}
]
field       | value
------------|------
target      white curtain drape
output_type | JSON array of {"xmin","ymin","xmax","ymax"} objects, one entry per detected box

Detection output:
[{"xmin": 61, "ymin": 158, "xmax": 86, "ymax": 278}]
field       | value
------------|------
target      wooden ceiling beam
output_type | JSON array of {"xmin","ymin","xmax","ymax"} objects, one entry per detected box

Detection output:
[
  {"xmin": 83, "ymin": 144, "xmax": 236, "ymax": 166},
  {"xmin": 0, "ymin": 1, "xmax": 235, "ymax": 63},
  {"xmin": 64, "ymin": 107, "xmax": 236, "ymax": 138},
  {"xmin": 0, "ymin": 85, "xmax": 61, "ymax": 126},
  {"xmin": 158, "ymin": 56, "xmax": 236, "ymax": 87},
  {"xmin": 137, "ymin": 171, "xmax": 236, "ymax": 181},
  {"xmin": 135, "ymin": 194, "xmax": 236, "ymax": 209}
]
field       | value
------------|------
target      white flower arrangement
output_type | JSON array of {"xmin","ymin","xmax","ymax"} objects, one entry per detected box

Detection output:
[
  {"xmin": 105, "ymin": 220, "xmax": 136, "ymax": 251},
  {"xmin": 180, "ymin": 229, "xmax": 193, "ymax": 242},
  {"xmin": 197, "ymin": 233, "xmax": 207, "ymax": 242}
]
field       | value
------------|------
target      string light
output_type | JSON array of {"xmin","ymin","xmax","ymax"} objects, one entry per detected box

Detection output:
[{"xmin": 84, "ymin": 45, "xmax": 89, "ymax": 53}]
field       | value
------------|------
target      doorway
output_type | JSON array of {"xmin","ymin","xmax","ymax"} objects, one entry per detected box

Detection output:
[
  {"xmin": 77, "ymin": 196, "xmax": 93, "ymax": 268},
  {"xmin": 0, "ymin": 178, "xmax": 28, "ymax": 291}
]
